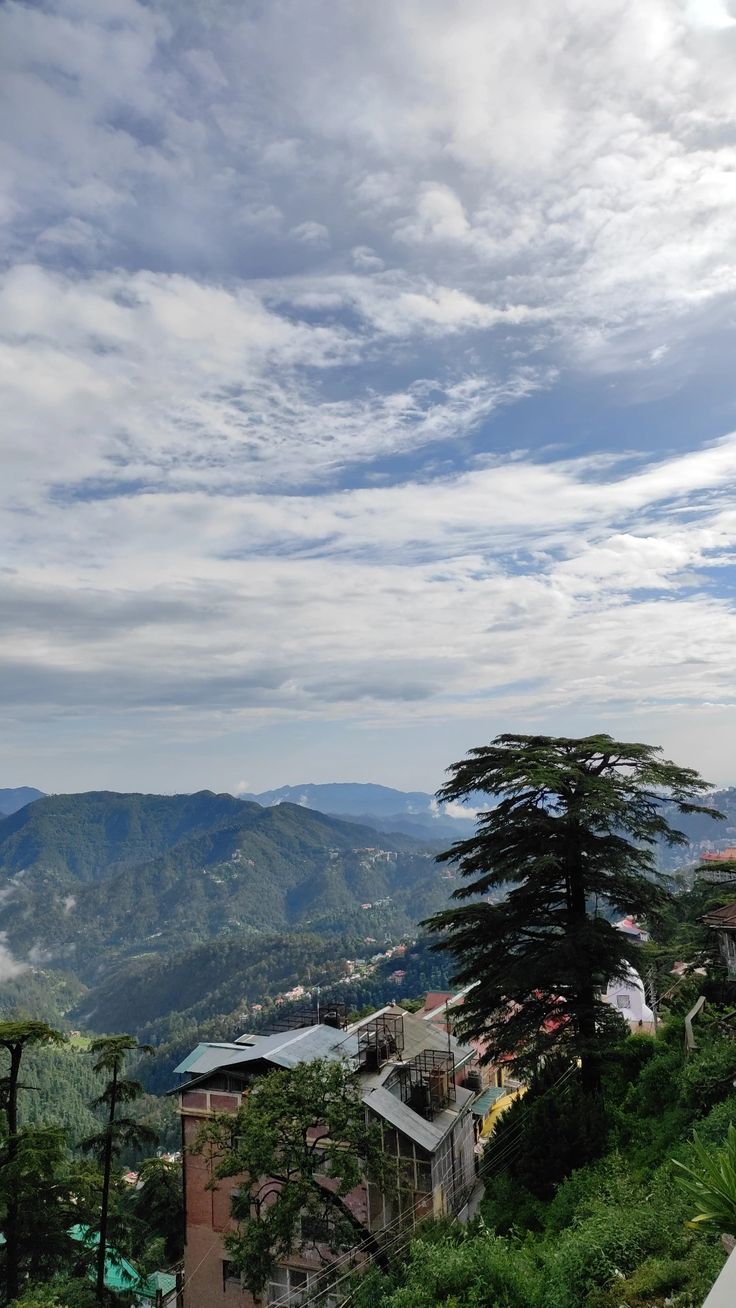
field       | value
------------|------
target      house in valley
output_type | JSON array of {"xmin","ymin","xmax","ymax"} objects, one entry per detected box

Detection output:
[{"xmin": 174, "ymin": 1004, "xmax": 479, "ymax": 1307}]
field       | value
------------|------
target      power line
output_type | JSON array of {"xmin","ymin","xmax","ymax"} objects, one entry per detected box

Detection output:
[{"xmin": 183, "ymin": 1063, "xmax": 578, "ymax": 1307}]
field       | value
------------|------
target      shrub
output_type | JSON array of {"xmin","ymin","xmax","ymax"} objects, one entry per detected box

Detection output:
[
  {"xmin": 354, "ymin": 1232, "xmax": 542, "ymax": 1308},
  {"xmin": 674, "ymin": 1124, "xmax": 736, "ymax": 1236}
]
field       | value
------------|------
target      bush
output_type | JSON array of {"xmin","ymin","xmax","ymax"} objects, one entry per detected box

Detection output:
[
  {"xmin": 680, "ymin": 1040, "xmax": 736, "ymax": 1118},
  {"xmin": 485, "ymin": 1065, "xmax": 610, "ymax": 1202},
  {"xmin": 371, "ymin": 1232, "xmax": 542, "ymax": 1308}
]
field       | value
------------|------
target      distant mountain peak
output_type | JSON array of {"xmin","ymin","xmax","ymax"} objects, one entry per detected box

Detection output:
[{"xmin": 0, "ymin": 786, "xmax": 45, "ymax": 816}]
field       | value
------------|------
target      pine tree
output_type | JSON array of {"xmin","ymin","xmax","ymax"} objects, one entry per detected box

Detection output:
[
  {"xmin": 423, "ymin": 733, "xmax": 720, "ymax": 1091},
  {"xmin": 79, "ymin": 1037, "xmax": 156, "ymax": 1304},
  {"xmin": 0, "ymin": 1022, "xmax": 66, "ymax": 1302}
]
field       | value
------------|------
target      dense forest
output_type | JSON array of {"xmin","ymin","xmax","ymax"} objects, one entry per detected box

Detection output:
[{"xmin": 0, "ymin": 793, "xmax": 448, "ymax": 982}]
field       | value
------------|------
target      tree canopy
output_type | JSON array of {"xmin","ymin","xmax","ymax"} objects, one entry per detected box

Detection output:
[
  {"xmin": 424, "ymin": 733, "xmax": 720, "ymax": 1088},
  {"xmin": 196, "ymin": 1058, "xmax": 388, "ymax": 1297}
]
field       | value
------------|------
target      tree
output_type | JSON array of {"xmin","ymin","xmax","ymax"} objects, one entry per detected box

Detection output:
[
  {"xmin": 423, "ymin": 733, "xmax": 719, "ymax": 1092},
  {"xmin": 134, "ymin": 1157, "xmax": 183, "ymax": 1263},
  {"xmin": 79, "ymin": 1037, "xmax": 156, "ymax": 1304},
  {"xmin": 0, "ymin": 1022, "xmax": 66, "ymax": 1302},
  {"xmin": 195, "ymin": 1058, "xmax": 389, "ymax": 1298}
]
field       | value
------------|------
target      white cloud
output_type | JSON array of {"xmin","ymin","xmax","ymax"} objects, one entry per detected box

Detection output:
[
  {"xmin": 2, "ymin": 0, "xmax": 736, "ymax": 788},
  {"xmin": 289, "ymin": 221, "xmax": 330, "ymax": 247},
  {"xmin": 0, "ymin": 932, "xmax": 27, "ymax": 981}
]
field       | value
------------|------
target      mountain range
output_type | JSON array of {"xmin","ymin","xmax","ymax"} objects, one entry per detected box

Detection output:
[
  {"xmin": 0, "ymin": 788, "xmax": 451, "ymax": 1001},
  {"xmin": 240, "ymin": 781, "xmax": 479, "ymax": 839},
  {"xmin": 1, "ymin": 781, "xmax": 735, "ymax": 1072}
]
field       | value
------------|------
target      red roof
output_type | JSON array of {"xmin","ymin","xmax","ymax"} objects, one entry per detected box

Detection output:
[{"xmin": 417, "ymin": 991, "xmax": 454, "ymax": 1017}]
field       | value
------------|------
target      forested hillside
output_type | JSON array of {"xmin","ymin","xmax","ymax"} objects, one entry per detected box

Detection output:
[
  {"xmin": 0, "ymin": 792, "xmax": 445, "ymax": 977},
  {"xmin": 0, "ymin": 792, "xmax": 457, "ymax": 1094}
]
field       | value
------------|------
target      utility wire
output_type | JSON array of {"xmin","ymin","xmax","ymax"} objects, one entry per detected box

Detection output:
[{"xmin": 184, "ymin": 1062, "xmax": 578, "ymax": 1307}]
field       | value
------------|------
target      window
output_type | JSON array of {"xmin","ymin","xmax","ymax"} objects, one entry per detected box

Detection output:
[
  {"xmin": 222, "ymin": 1260, "xmax": 241, "ymax": 1292},
  {"xmin": 300, "ymin": 1213, "xmax": 331, "ymax": 1245},
  {"xmin": 616, "ymin": 994, "xmax": 631, "ymax": 1009},
  {"xmin": 416, "ymin": 1160, "xmax": 432, "ymax": 1192},
  {"xmin": 267, "ymin": 1265, "xmax": 311, "ymax": 1306}
]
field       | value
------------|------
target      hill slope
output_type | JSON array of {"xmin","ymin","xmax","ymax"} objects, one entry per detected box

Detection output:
[{"xmin": 0, "ymin": 791, "xmax": 446, "ymax": 983}]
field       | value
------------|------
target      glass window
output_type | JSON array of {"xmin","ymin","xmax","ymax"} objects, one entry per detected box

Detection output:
[
  {"xmin": 222, "ymin": 1260, "xmax": 240, "ymax": 1291},
  {"xmin": 616, "ymin": 994, "xmax": 631, "ymax": 1009},
  {"xmin": 300, "ymin": 1213, "xmax": 331, "ymax": 1244},
  {"xmin": 267, "ymin": 1265, "xmax": 312, "ymax": 1305}
]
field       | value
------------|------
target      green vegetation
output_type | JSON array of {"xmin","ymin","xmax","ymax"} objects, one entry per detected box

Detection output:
[
  {"xmin": 425, "ymin": 733, "xmax": 717, "ymax": 1088},
  {"xmin": 354, "ymin": 1024, "xmax": 736, "ymax": 1307},
  {"xmin": 674, "ymin": 1124, "xmax": 736, "ymax": 1236},
  {"xmin": 0, "ymin": 792, "xmax": 448, "ymax": 1000},
  {"xmin": 3, "ymin": 760, "xmax": 736, "ymax": 1305},
  {"xmin": 79, "ymin": 1037, "xmax": 156, "ymax": 1304},
  {"xmin": 196, "ymin": 1058, "xmax": 387, "ymax": 1297},
  {"xmin": 0, "ymin": 1022, "xmax": 182, "ymax": 1307}
]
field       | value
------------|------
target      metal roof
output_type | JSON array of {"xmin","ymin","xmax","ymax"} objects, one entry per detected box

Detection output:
[
  {"xmin": 173, "ymin": 1026, "xmax": 358, "ymax": 1078},
  {"xmin": 471, "ymin": 1086, "xmax": 509, "ymax": 1116},
  {"xmin": 364, "ymin": 1083, "xmax": 474, "ymax": 1152},
  {"xmin": 364, "ymin": 1087, "xmax": 448, "ymax": 1151},
  {"xmin": 349, "ymin": 1004, "xmax": 475, "ymax": 1068}
]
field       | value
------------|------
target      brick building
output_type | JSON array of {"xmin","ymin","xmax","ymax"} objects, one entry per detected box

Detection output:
[{"xmin": 175, "ymin": 1005, "xmax": 478, "ymax": 1307}]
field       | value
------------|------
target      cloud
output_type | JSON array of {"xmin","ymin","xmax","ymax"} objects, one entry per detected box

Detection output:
[
  {"xmin": 0, "ymin": 932, "xmax": 27, "ymax": 981},
  {"xmin": 1, "ymin": 0, "xmax": 736, "ymax": 788}
]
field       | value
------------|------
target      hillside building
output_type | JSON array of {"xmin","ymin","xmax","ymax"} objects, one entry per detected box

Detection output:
[
  {"xmin": 175, "ymin": 1004, "xmax": 479, "ymax": 1307},
  {"xmin": 702, "ymin": 901, "xmax": 736, "ymax": 977}
]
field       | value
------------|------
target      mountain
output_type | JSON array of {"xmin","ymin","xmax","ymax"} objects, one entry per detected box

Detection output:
[
  {"xmin": 240, "ymin": 781, "xmax": 479, "ymax": 840},
  {"xmin": 0, "ymin": 786, "xmax": 45, "ymax": 816},
  {"xmin": 0, "ymin": 790, "xmax": 450, "ymax": 987}
]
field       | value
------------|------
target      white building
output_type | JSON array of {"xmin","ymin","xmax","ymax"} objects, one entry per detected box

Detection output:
[{"xmin": 603, "ymin": 964, "xmax": 655, "ymax": 1030}]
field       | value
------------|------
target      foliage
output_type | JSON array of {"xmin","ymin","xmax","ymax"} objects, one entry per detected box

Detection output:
[
  {"xmin": 9, "ymin": 1277, "xmax": 100, "ymax": 1308},
  {"xmin": 0, "ymin": 1022, "xmax": 68, "ymax": 1304},
  {"xmin": 133, "ymin": 1157, "xmax": 183, "ymax": 1262},
  {"xmin": 79, "ymin": 1036, "xmax": 156, "ymax": 1305},
  {"xmin": 195, "ymin": 1057, "xmax": 388, "ymax": 1296},
  {"xmin": 424, "ymin": 733, "xmax": 717, "ymax": 1086},
  {"xmin": 484, "ymin": 1060, "xmax": 611, "ymax": 1206},
  {"xmin": 352, "ymin": 1227, "xmax": 543, "ymax": 1308},
  {"xmin": 674, "ymin": 1124, "xmax": 736, "ymax": 1235}
]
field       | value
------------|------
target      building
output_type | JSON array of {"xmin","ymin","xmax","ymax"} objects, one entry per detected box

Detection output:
[
  {"xmin": 175, "ymin": 1005, "xmax": 478, "ymax": 1307},
  {"xmin": 601, "ymin": 964, "xmax": 655, "ymax": 1032},
  {"xmin": 613, "ymin": 916, "xmax": 650, "ymax": 944},
  {"xmin": 702, "ymin": 901, "xmax": 736, "ymax": 977},
  {"xmin": 698, "ymin": 850, "xmax": 736, "ymax": 885},
  {"xmin": 68, "ymin": 1226, "xmax": 177, "ymax": 1306}
]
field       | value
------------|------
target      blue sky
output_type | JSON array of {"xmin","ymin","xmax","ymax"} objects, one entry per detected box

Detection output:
[{"xmin": 2, "ymin": 0, "xmax": 736, "ymax": 796}]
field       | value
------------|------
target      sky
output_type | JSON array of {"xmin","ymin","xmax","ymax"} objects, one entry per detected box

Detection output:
[{"xmin": 2, "ymin": 0, "xmax": 736, "ymax": 796}]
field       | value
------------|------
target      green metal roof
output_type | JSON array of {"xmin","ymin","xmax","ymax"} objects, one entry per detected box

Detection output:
[
  {"xmin": 68, "ymin": 1224, "xmax": 143, "ymax": 1295},
  {"xmin": 471, "ymin": 1086, "xmax": 509, "ymax": 1116},
  {"xmin": 140, "ymin": 1270, "xmax": 177, "ymax": 1301}
]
